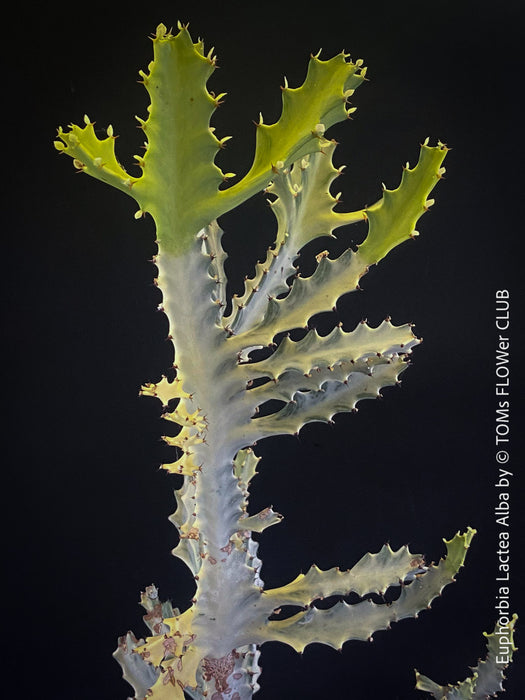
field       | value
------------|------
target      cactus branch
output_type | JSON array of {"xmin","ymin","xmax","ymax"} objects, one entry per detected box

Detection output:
[{"xmin": 416, "ymin": 614, "xmax": 518, "ymax": 699}]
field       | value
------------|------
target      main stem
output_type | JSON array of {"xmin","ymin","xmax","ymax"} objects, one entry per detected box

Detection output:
[{"xmin": 156, "ymin": 239, "xmax": 267, "ymax": 697}]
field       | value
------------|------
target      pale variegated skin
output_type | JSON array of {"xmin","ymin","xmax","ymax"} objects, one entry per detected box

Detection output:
[
  {"xmin": 55, "ymin": 22, "xmax": 515, "ymax": 700},
  {"xmin": 416, "ymin": 615, "xmax": 518, "ymax": 700}
]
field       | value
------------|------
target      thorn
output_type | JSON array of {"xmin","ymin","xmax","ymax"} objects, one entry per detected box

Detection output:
[{"xmin": 219, "ymin": 135, "xmax": 232, "ymax": 149}]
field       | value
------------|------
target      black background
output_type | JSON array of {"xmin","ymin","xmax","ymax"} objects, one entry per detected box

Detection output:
[{"xmin": 6, "ymin": 1, "xmax": 524, "ymax": 698}]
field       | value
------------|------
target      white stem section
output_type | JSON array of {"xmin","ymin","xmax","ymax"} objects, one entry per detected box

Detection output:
[{"xmin": 156, "ymin": 239, "xmax": 271, "ymax": 664}]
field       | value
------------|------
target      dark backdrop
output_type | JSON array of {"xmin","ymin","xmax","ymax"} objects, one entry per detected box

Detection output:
[{"xmin": 6, "ymin": 1, "xmax": 523, "ymax": 698}]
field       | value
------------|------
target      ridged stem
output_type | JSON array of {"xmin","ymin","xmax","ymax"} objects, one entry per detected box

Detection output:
[{"xmin": 155, "ymin": 240, "xmax": 267, "ymax": 667}]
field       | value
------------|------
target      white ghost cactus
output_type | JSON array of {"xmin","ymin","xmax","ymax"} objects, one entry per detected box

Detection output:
[{"xmin": 56, "ymin": 22, "xmax": 515, "ymax": 700}]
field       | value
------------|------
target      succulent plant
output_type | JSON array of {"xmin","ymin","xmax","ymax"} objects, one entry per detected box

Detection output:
[{"xmin": 55, "ymin": 22, "xmax": 515, "ymax": 700}]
